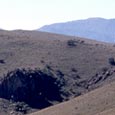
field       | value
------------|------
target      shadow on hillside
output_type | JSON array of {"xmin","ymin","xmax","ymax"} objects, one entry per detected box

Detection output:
[{"xmin": 0, "ymin": 68, "xmax": 64, "ymax": 109}]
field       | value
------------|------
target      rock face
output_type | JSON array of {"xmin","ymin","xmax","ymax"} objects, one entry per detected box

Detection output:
[
  {"xmin": 0, "ymin": 67, "xmax": 114, "ymax": 106},
  {"xmin": 78, "ymin": 67, "xmax": 115, "ymax": 90},
  {"xmin": 0, "ymin": 68, "xmax": 64, "ymax": 108},
  {"xmin": 0, "ymin": 66, "xmax": 114, "ymax": 114}
]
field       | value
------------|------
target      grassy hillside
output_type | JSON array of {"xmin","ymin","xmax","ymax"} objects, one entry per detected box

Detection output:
[{"xmin": 0, "ymin": 30, "xmax": 115, "ymax": 114}]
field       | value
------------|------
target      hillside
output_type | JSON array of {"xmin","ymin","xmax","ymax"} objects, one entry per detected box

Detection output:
[
  {"xmin": 38, "ymin": 18, "xmax": 115, "ymax": 43},
  {"xmin": 0, "ymin": 30, "xmax": 115, "ymax": 114},
  {"xmin": 28, "ymin": 81, "xmax": 115, "ymax": 115}
]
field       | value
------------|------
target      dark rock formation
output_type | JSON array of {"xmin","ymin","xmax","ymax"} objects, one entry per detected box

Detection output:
[
  {"xmin": 0, "ymin": 66, "xmax": 114, "ymax": 113},
  {"xmin": 0, "ymin": 68, "xmax": 64, "ymax": 109}
]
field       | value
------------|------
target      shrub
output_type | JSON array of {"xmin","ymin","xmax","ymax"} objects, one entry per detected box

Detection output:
[
  {"xmin": 0, "ymin": 59, "xmax": 5, "ymax": 64},
  {"xmin": 108, "ymin": 57, "xmax": 115, "ymax": 65},
  {"xmin": 67, "ymin": 40, "xmax": 77, "ymax": 47}
]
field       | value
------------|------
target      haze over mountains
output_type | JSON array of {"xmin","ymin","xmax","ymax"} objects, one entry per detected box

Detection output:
[{"xmin": 39, "ymin": 18, "xmax": 115, "ymax": 43}]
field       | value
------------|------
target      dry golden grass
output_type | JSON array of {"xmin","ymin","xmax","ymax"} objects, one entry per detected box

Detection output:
[{"xmin": 96, "ymin": 107, "xmax": 115, "ymax": 115}]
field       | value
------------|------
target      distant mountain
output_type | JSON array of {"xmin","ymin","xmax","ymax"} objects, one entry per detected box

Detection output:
[{"xmin": 38, "ymin": 18, "xmax": 115, "ymax": 43}]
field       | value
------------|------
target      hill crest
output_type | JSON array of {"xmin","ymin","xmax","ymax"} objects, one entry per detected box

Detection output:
[{"xmin": 38, "ymin": 17, "xmax": 115, "ymax": 43}]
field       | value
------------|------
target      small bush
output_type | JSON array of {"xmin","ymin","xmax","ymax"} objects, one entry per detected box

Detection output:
[
  {"xmin": 71, "ymin": 68, "xmax": 77, "ymax": 72},
  {"xmin": 67, "ymin": 40, "xmax": 77, "ymax": 47},
  {"xmin": 108, "ymin": 57, "xmax": 115, "ymax": 65},
  {"xmin": 0, "ymin": 59, "xmax": 5, "ymax": 64}
]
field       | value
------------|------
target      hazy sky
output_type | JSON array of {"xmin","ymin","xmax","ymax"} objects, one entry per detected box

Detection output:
[{"xmin": 0, "ymin": 0, "xmax": 115, "ymax": 30}]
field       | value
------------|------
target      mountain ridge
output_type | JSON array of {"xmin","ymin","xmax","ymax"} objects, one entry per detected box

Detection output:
[{"xmin": 38, "ymin": 18, "xmax": 115, "ymax": 43}]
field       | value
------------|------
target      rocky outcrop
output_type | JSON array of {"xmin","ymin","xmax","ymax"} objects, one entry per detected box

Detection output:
[
  {"xmin": 0, "ymin": 68, "xmax": 64, "ymax": 109},
  {"xmin": 78, "ymin": 67, "xmax": 115, "ymax": 90},
  {"xmin": 0, "ymin": 66, "xmax": 114, "ymax": 114}
]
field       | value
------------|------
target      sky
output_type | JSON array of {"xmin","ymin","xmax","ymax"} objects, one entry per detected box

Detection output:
[{"xmin": 0, "ymin": 0, "xmax": 115, "ymax": 30}]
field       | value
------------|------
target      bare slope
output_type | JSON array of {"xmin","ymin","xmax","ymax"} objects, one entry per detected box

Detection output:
[
  {"xmin": 96, "ymin": 107, "xmax": 115, "ymax": 115},
  {"xmin": 29, "ymin": 81, "xmax": 115, "ymax": 115}
]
